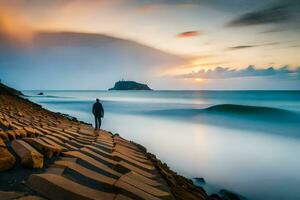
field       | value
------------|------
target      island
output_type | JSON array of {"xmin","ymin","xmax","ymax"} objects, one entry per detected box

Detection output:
[{"xmin": 109, "ymin": 80, "xmax": 152, "ymax": 90}]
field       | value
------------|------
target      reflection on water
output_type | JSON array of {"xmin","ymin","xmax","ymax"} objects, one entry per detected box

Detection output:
[{"xmin": 24, "ymin": 90, "xmax": 300, "ymax": 200}]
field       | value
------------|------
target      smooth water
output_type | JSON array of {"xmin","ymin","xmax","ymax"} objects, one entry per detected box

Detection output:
[{"xmin": 23, "ymin": 90, "xmax": 300, "ymax": 200}]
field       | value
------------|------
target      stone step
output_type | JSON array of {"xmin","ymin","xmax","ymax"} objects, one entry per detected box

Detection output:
[
  {"xmin": 64, "ymin": 129, "xmax": 95, "ymax": 140},
  {"xmin": 97, "ymin": 137, "xmax": 114, "ymax": 143},
  {"xmin": 85, "ymin": 144, "xmax": 112, "ymax": 157},
  {"xmin": 63, "ymin": 151, "xmax": 122, "ymax": 178},
  {"xmin": 0, "ymin": 130, "xmax": 9, "ymax": 142},
  {"xmin": 0, "ymin": 137, "xmax": 6, "ymax": 147},
  {"xmin": 85, "ymin": 145, "xmax": 153, "ymax": 171},
  {"xmin": 92, "ymin": 142, "xmax": 113, "ymax": 153},
  {"xmin": 67, "ymin": 139, "xmax": 85, "ymax": 148},
  {"xmin": 6, "ymin": 130, "xmax": 16, "ymax": 140},
  {"xmin": 115, "ymin": 179, "xmax": 160, "ymax": 200},
  {"xmin": 97, "ymin": 140, "xmax": 115, "ymax": 147},
  {"xmin": 114, "ymin": 140, "xmax": 139, "ymax": 152},
  {"xmin": 126, "ymin": 171, "xmax": 162, "ymax": 187},
  {"xmin": 119, "ymin": 175, "xmax": 170, "ymax": 197},
  {"xmin": 64, "ymin": 143, "xmax": 80, "ymax": 151},
  {"xmin": 44, "ymin": 135, "xmax": 78, "ymax": 151},
  {"xmin": 16, "ymin": 195, "xmax": 46, "ymax": 200},
  {"xmin": 24, "ymin": 127, "xmax": 40, "ymax": 137},
  {"xmin": 115, "ymin": 145, "xmax": 146, "ymax": 158},
  {"xmin": 115, "ymin": 194, "xmax": 133, "ymax": 200},
  {"xmin": 54, "ymin": 160, "xmax": 167, "ymax": 199},
  {"xmin": 80, "ymin": 147, "xmax": 118, "ymax": 166},
  {"xmin": 39, "ymin": 137, "xmax": 68, "ymax": 151},
  {"xmin": 54, "ymin": 160, "xmax": 116, "ymax": 186},
  {"xmin": 14, "ymin": 129, "xmax": 28, "ymax": 138},
  {"xmin": 77, "ymin": 136, "xmax": 95, "ymax": 143},
  {"xmin": 114, "ymin": 149, "xmax": 149, "ymax": 164},
  {"xmin": 47, "ymin": 125, "xmax": 64, "ymax": 132},
  {"xmin": 0, "ymin": 146, "xmax": 16, "ymax": 171},
  {"xmin": 27, "ymin": 173, "xmax": 116, "ymax": 200},
  {"xmin": 0, "ymin": 191, "xmax": 25, "ymax": 200},
  {"xmin": 57, "ymin": 130, "xmax": 78, "ymax": 140},
  {"xmin": 74, "ymin": 138, "xmax": 92, "ymax": 145},
  {"xmin": 116, "ymin": 161, "xmax": 156, "ymax": 179},
  {"xmin": 11, "ymin": 140, "xmax": 44, "ymax": 168},
  {"xmin": 113, "ymin": 152, "xmax": 154, "ymax": 171},
  {"xmin": 78, "ymin": 128, "xmax": 97, "ymax": 136},
  {"xmin": 23, "ymin": 137, "xmax": 63, "ymax": 158},
  {"xmin": 48, "ymin": 133, "xmax": 70, "ymax": 143},
  {"xmin": 34, "ymin": 126, "xmax": 52, "ymax": 135}
]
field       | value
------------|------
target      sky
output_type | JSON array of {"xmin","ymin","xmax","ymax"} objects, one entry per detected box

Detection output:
[{"xmin": 0, "ymin": 0, "xmax": 299, "ymax": 90}]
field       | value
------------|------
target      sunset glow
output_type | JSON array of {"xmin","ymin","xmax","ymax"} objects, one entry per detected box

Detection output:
[{"xmin": 0, "ymin": 0, "xmax": 299, "ymax": 90}]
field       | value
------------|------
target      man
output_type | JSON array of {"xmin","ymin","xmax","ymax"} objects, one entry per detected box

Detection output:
[{"xmin": 92, "ymin": 98, "xmax": 104, "ymax": 129}]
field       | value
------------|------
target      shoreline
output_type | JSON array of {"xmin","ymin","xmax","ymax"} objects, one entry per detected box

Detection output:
[{"xmin": 0, "ymin": 83, "xmax": 239, "ymax": 200}]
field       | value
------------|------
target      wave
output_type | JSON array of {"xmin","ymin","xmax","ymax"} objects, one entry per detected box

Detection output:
[
  {"xmin": 144, "ymin": 104, "xmax": 300, "ymax": 123},
  {"xmin": 142, "ymin": 104, "xmax": 300, "ymax": 137},
  {"xmin": 203, "ymin": 104, "xmax": 293, "ymax": 116},
  {"xmin": 26, "ymin": 95, "xmax": 73, "ymax": 99}
]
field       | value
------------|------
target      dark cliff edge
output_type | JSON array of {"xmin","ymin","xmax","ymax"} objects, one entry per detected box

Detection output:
[
  {"xmin": 109, "ymin": 80, "xmax": 152, "ymax": 90},
  {"xmin": 0, "ymin": 83, "xmax": 89, "ymax": 125},
  {"xmin": 0, "ymin": 83, "xmax": 23, "ymax": 96}
]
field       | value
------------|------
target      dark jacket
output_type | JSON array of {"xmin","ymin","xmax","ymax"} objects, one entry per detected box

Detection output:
[{"xmin": 93, "ymin": 102, "xmax": 104, "ymax": 117}]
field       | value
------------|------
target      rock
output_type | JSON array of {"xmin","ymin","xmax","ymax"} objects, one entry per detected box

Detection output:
[
  {"xmin": 0, "ymin": 191, "xmax": 25, "ymax": 200},
  {"xmin": 0, "ymin": 137, "xmax": 6, "ymax": 147},
  {"xmin": 11, "ymin": 140, "xmax": 44, "ymax": 169},
  {"xmin": 17, "ymin": 195, "xmax": 47, "ymax": 200},
  {"xmin": 145, "ymin": 152, "xmax": 208, "ymax": 200},
  {"xmin": 0, "ymin": 83, "xmax": 23, "ymax": 96},
  {"xmin": 0, "ymin": 147, "xmax": 16, "ymax": 171},
  {"xmin": 0, "ymin": 130, "xmax": 9, "ymax": 141},
  {"xmin": 109, "ymin": 80, "xmax": 152, "ymax": 90},
  {"xmin": 37, "ymin": 92, "xmax": 44, "ymax": 95},
  {"xmin": 219, "ymin": 189, "xmax": 243, "ymax": 200},
  {"xmin": 194, "ymin": 177, "xmax": 206, "ymax": 183},
  {"xmin": 23, "ymin": 138, "xmax": 62, "ymax": 158}
]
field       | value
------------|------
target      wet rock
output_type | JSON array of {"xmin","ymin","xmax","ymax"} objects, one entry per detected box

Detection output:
[
  {"xmin": 145, "ymin": 153, "xmax": 209, "ymax": 200},
  {"xmin": 0, "ymin": 130, "xmax": 9, "ymax": 142},
  {"xmin": 0, "ymin": 191, "xmax": 25, "ymax": 200},
  {"xmin": 194, "ymin": 177, "xmax": 206, "ymax": 183},
  {"xmin": 219, "ymin": 189, "xmax": 244, "ymax": 200},
  {"xmin": 11, "ymin": 140, "xmax": 44, "ymax": 169},
  {"xmin": 0, "ymin": 147, "xmax": 16, "ymax": 172}
]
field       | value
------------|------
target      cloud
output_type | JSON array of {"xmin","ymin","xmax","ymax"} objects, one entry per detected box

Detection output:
[
  {"xmin": 176, "ymin": 65, "xmax": 300, "ymax": 80},
  {"xmin": 0, "ymin": 6, "xmax": 32, "ymax": 37},
  {"xmin": 227, "ymin": 6, "xmax": 289, "ymax": 27},
  {"xmin": 176, "ymin": 31, "xmax": 200, "ymax": 38},
  {"xmin": 226, "ymin": 42, "xmax": 280, "ymax": 50},
  {"xmin": 226, "ymin": 0, "xmax": 300, "ymax": 28},
  {"xmin": 228, "ymin": 45, "xmax": 255, "ymax": 50}
]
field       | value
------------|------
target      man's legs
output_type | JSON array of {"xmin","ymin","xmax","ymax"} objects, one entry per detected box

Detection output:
[
  {"xmin": 95, "ymin": 116, "xmax": 99, "ymax": 129},
  {"xmin": 98, "ymin": 117, "xmax": 102, "ymax": 129}
]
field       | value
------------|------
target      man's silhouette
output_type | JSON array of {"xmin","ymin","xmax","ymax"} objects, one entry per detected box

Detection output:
[{"xmin": 92, "ymin": 99, "xmax": 104, "ymax": 129}]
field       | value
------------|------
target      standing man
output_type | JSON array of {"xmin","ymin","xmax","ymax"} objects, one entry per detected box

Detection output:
[{"xmin": 92, "ymin": 98, "xmax": 104, "ymax": 129}]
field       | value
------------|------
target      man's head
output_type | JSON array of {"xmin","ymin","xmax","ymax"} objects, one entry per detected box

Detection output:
[{"xmin": 96, "ymin": 98, "xmax": 99, "ymax": 102}]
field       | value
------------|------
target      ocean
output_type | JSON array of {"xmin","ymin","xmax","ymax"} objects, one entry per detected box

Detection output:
[{"xmin": 23, "ymin": 90, "xmax": 300, "ymax": 200}]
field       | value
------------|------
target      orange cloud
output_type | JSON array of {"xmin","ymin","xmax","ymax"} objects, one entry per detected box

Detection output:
[
  {"xmin": 0, "ymin": 5, "xmax": 33, "ymax": 43},
  {"xmin": 176, "ymin": 31, "xmax": 200, "ymax": 38}
]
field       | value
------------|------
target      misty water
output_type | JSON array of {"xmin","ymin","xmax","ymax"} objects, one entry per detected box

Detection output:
[{"xmin": 24, "ymin": 90, "xmax": 300, "ymax": 200}]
